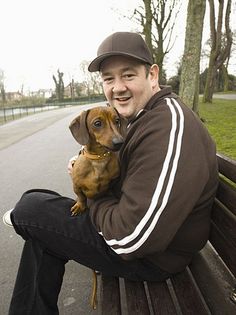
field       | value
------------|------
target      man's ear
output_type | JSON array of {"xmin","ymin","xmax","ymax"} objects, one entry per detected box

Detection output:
[
  {"xmin": 149, "ymin": 64, "xmax": 159, "ymax": 90},
  {"xmin": 69, "ymin": 110, "xmax": 90, "ymax": 145}
]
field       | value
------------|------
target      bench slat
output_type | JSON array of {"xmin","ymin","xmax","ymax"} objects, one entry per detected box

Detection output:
[
  {"xmin": 209, "ymin": 222, "xmax": 236, "ymax": 277},
  {"xmin": 190, "ymin": 243, "xmax": 236, "ymax": 315},
  {"xmin": 216, "ymin": 180, "xmax": 236, "ymax": 215},
  {"xmin": 211, "ymin": 199, "xmax": 236, "ymax": 247},
  {"xmin": 124, "ymin": 280, "xmax": 150, "ymax": 314},
  {"xmin": 100, "ymin": 276, "xmax": 121, "ymax": 315},
  {"xmin": 217, "ymin": 153, "xmax": 236, "ymax": 182},
  {"xmin": 170, "ymin": 269, "xmax": 209, "ymax": 315},
  {"xmin": 147, "ymin": 281, "xmax": 177, "ymax": 314}
]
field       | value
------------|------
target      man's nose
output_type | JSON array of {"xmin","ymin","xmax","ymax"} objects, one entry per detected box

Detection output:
[{"xmin": 112, "ymin": 79, "xmax": 127, "ymax": 93}]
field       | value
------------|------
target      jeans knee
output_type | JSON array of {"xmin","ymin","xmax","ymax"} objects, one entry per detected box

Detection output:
[{"xmin": 13, "ymin": 189, "xmax": 61, "ymax": 221}]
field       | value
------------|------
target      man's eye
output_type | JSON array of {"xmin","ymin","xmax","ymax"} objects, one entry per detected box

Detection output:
[
  {"xmin": 93, "ymin": 120, "xmax": 102, "ymax": 128},
  {"xmin": 123, "ymin": 74, "xmax": 134, "ymax": 79},
  {"xmin": 103, "ymin": 77, "xmax": 113, "ymax": 83}
]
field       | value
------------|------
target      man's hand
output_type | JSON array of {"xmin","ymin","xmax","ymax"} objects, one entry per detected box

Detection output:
[{"xmin": 67, "ymin": 155, "xmax": 78, "ymax": 175}]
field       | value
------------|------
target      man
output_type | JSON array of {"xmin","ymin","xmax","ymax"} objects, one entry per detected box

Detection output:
[{"xmin": 3, "ymin": 32, "xmax": 218, "ymax": 314}]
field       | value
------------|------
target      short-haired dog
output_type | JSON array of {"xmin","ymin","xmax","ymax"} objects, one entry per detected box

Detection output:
[{"xmin": 69, "ymin": 106, "xmax": 127, "ymax": 215}]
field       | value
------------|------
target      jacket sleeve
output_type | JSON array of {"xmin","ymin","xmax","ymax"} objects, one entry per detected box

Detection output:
[{"xmin": 89, "ymin": 98, "xmax": 214, "ymax": 260}]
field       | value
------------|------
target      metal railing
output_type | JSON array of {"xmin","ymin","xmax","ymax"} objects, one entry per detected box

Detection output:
[{"xmin": 0, "ymin": 98, "xmax": 105, "ymax": 124}]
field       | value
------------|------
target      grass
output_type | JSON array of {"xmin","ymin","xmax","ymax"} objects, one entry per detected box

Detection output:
[{"xmin": 199, "ymin": 97, "xmax": 236, "ymax": 160}]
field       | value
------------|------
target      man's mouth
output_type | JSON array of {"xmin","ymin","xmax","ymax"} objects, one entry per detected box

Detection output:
[{"xmin": 114, "ymin": 96, "xmax": 131, "ymax": 102}]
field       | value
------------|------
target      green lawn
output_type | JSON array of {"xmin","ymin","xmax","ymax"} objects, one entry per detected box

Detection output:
[{"xmin": 199, "ymin": 98, "xmax": 236, "ymax": 160}]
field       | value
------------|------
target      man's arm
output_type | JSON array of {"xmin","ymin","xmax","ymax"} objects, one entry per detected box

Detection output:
[{"xmin": 89, "ymin": 99, "xmax": 216, "ymax": 260}]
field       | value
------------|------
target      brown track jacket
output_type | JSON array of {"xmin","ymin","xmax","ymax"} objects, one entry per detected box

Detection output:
[{"xmin": 89, "ymin": 86, "xmax": 218, "ymax": 273}]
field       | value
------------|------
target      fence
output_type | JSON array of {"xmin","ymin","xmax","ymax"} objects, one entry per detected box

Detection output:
[{"xmin": 0, "ymin": 99, "xmax": 105, "ymax": 125}]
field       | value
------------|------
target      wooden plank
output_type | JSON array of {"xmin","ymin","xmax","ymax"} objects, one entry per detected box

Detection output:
[
  {"xmin": 124, "ymin": 279, "xmax": 150, "ymax": 314},
  {"xmin": 190, "ymin": 243, "xmax": 236, "ymax": 315},
  {"xmin": 217, "ymin": 153, "xmax": 236, "ymax": 182},
  {"xmin": 170, "ymin": 269, "xmax": 209, "ymax": 315},
  {"xmin": 211, "ymin": 199, "xmax": 236, "ymax": 247},
  {"xmin": 216, "ymin": 180, "xmax": 236, "ymax": 215},
  {"xmin": 100, "ymin": 275, "xmax": 121, "ymax": 315},
  {"xmin": 209, "ymin": 222, "xmax": 236, "ymax": 277},
  {"xmin": 147, "ymin": 280, "xmax": 177, "ymax": 315}
]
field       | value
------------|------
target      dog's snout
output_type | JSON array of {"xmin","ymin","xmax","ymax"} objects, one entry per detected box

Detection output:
[{"xmin": 112, "ymin": 137, "xmax": 124, "ymax": 150}]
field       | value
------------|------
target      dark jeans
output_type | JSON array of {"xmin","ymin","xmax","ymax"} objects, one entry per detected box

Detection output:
[{"xmin": 9, "ymin": 189, "xmax": 171, "ymax": 315}]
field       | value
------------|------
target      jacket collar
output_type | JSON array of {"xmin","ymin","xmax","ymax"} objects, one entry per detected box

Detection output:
[
  {"xmin": 128, "ymin": 85, "xmax": 176, "ymax": 126},
  {"xmin": 144, "ymin": 85, "xmax": 176, "ymax": 111}
]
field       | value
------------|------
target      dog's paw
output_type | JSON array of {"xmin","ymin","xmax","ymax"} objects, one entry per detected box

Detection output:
[{"xmin": 70, "ymin": 202, "xmax": 86, "ymax": 216}]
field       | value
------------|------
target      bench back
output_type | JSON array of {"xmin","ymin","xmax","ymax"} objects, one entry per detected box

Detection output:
[{"xmin": 210, "ymin": 153, "xmax": 236, "ymax": 277}]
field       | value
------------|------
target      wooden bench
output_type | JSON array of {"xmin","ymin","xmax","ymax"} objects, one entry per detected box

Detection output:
[{"xmin": 98, "ymin": 153, "xmax": 236, "ymax": 314}]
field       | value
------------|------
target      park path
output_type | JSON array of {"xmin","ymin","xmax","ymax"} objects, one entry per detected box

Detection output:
[
  {"xmin": 213, "ymin": 93, "xmax": 236, "ymax": 100},
  {"xmin": 0, "ymin": 103, "xmax": 105, "ymax": 315}
]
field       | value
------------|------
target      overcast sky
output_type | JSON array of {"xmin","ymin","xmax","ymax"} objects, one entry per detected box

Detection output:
[{"xmin": 1, "ymin": 0, "xmax": 235, "ymax": 92}]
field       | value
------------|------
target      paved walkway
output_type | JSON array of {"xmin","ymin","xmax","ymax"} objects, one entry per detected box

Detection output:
[
  {"xmin": 0, "ymin": 103, "xmax": 105, "ymax": 315},
  {"xmin": 0, "ymin": 103, "xmax": 105, "ymax": 151},
  {"xmin": 213, "ymin": 93, "xmax": 236, "ymax": 100}
]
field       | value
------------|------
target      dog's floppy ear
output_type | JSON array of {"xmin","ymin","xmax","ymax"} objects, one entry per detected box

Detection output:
[{"xmin": 69, "ymin": 110, "xmax": 90, "ymax": 145}]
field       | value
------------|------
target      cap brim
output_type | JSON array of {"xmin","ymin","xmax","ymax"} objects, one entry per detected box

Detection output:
[{"xmin": 88, "ymin": 52, "xmax": 152, "ymax": 72}]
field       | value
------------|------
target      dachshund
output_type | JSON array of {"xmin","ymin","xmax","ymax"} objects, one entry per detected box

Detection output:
[{"xmin": 69, "ymin": 105, "xmax": 127, "ymax": 216}]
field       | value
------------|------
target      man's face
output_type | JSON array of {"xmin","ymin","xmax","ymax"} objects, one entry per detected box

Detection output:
[{"xmin": 100, "ymin": 56, "xmax": 159, "ymax": 121}]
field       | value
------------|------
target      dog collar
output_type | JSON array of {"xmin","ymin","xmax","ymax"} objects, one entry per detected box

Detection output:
[{"xmin": 80, "ymin": 148, "xmax": 111, "ymax": 160}]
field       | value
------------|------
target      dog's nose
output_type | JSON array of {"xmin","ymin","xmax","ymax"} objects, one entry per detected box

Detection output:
[{"xmin": 112, "ymin": 137, "xmax": 124, "ymax": 150}]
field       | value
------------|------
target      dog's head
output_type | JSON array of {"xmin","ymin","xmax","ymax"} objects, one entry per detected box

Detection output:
[{"xmin": 69, "ymin": 106, "xmax": 127, "ymax": 151}]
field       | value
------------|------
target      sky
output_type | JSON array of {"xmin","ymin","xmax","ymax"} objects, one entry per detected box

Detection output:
[{"xmin": 0, "ymin": 0, "xmax": 235, "ymax": 93}]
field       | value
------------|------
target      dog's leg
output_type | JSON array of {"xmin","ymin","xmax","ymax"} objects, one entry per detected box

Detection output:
[{"xmin": 71, "ymin": 190, "xmax": 87, "ymax": 215}]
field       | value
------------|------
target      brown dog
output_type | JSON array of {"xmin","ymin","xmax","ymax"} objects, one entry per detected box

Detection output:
[{"xmin": 69, "ymin": 106, "xmax": 127, "ymax": 215}]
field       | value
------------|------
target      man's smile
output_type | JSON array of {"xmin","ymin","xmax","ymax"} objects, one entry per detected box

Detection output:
[{"xmin": 113, "ymin": 95, "xmax": 132, "ymax": 102}]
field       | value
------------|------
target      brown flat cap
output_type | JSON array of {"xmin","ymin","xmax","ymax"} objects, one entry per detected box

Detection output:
[{"xmin": 88, "ymin": 32, "xmax": 153, "ymax": 72}]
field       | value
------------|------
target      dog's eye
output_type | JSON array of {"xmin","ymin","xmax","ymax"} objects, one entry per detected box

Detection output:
[{"xmin": 93, "ymin": 120, "xmax": 102, "ymax": 128}]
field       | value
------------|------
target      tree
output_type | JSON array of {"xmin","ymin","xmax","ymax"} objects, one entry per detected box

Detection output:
[
  {"xmin": 219, "ymin": 30, "xmax": 236, "ymax": 91},
  {"xmin": 69, "ymin": 79, "xmax": 75, "ymax": 101},
  {"xmin": 203, "ymin": 0, "xmax": 233, "ymax": 103},
  {"xmin": 80, "ymin": 61, "xmax": 103, "ymax": 96},
  {"xmin": 0, "ymin": 69, "xmax": 6, "ymax": 104},
  {"xmin": 167, "ymin": 63, "xmax": 182, "ymax": 94},
  {"xmin": 179, "ymin": 0, "xmax": 206, "ymax": 114},
  {"xmin": 134, "ymin": 0, "xmax": 181, "ymax": 83},
  {"xmin": 52, "ymin": 69, "xmax": 64, "ymax": 101}
]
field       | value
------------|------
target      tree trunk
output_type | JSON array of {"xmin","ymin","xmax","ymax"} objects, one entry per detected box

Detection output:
[
  {"xmin": 193, "ymin": 72, "xmax": 200, "ymax": 115},
  {"xmin": 179, "ymin": 0, "xmax": 206, "ymax": 112},
  {"xmin": 143, "ymin": 0, "xmax": 153, "ymax": 56},
  {"xmin": 203, "ymin": 0, "xmax": 232, "ymax": 103},
  {"xmin": 53, "ymin": 70, "xmax": 64, "ymax": 101},
  {"xmin": 221, "ymin": 64, "xmax": 229, "ymax": 91},
  {"xmin": 70, "ymin": 79, "xmax": 75, "ymax": 100},
  {"xmin": 203, "ymin": 53, "xmax": 218, "ymax": 102},
  {"xmin": 52, "ymin": 75, "xmax": 59, "ymax": 100},
  {"xmin": 0, "ymin": 85, "xmax": 6, "ymax": 102}
]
